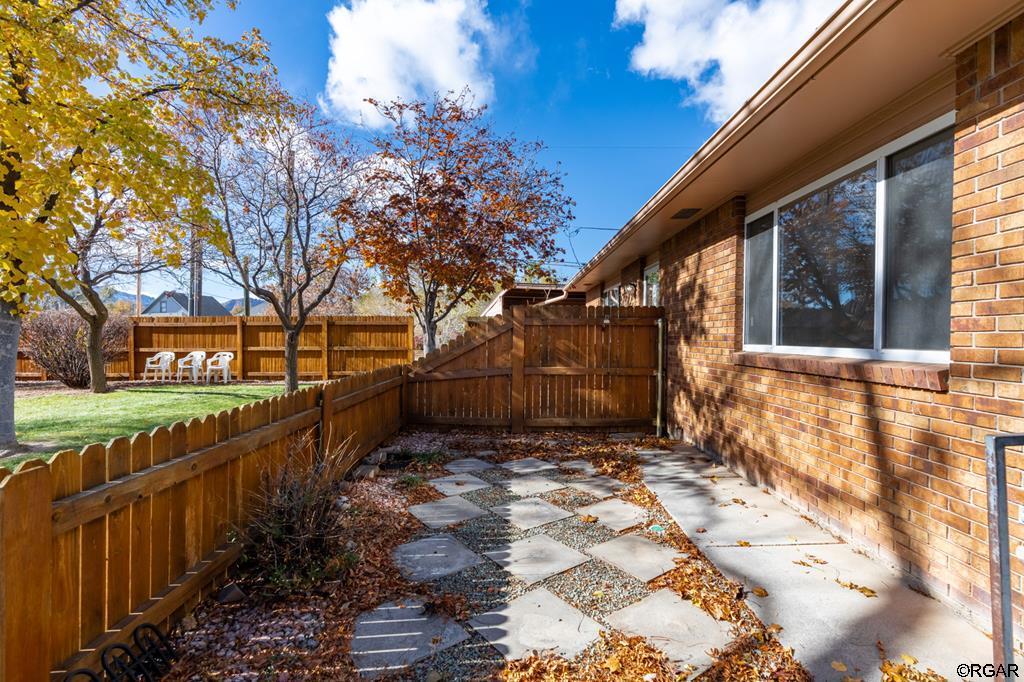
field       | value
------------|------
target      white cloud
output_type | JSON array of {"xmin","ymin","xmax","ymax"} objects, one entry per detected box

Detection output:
[
  {"xmin": 322, "ymin": 0, "xmax": 500, "ymax": 127},
  {"xmin": 614, "ymin": 0, "xmax": 842, "ymax": 123}
]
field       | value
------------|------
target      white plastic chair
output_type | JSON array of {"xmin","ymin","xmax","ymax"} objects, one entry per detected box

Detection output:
[
  {"xmin": 175, "ymin": 351, "xmax": 207, "ymax": 384},
  {"xmin": 142, "ymin": 351, "xmax": 175, "ymax": 382},
  {"xmin": 205, "ymin": 352, "xmax": 234, "ymax": 384}
]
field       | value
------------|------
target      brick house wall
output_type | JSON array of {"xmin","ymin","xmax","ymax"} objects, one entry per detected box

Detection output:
[{"xmin": 657, "ymin": 18, "xmax": 1024, "ymax": 637}]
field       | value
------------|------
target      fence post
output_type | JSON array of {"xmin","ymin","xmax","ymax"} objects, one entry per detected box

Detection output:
[
  {"xmin": 321, "ymin": 318, "xmax": 330, "ymax": 381},
  {"xmin": 0, "ymin": 461, "xmax": 53, "ymax": 681},
  {"xmin": 236, "ymin": 317, "xmax": 245, "ymax": 381},
  {"xmin": 406, "ymin": 318, "xmax": 414, "ymax": 362},
  {"xmin": 127, "ymin": 318, "xmax": 136, "ymax": 380},
  {"xmin": 320, "ymin": 381, "xmax": 336, "ymax": 455},
  {"xmin": 510, "ymin": 306, "xmax": 525, "ymax": 433}
]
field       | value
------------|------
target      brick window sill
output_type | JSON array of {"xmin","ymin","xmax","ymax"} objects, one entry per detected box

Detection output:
[{"xmin": 731, "ymin": 352, "xmax": 949, "ymax": 392}]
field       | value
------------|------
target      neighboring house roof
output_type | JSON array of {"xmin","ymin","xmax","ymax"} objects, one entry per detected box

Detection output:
[
  {"xmin": 142, "ymin": 291, "xmax": 232, "ymax": 316},
  {"xmin": 568, "ymin": 0, "xmax": 1019, "ymax": 291},
  {"xmin": 480, "ymin": 282, "xmax": 570, "ymax": 317}
]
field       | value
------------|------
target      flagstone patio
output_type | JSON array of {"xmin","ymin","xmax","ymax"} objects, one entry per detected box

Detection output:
[
  {"xmin": 348, "ymin": 439, "xmax": 994, "ymax": 681},
  {"xmin": 350, "ymin": 444, "xmax": 737, "ymax": 680}
]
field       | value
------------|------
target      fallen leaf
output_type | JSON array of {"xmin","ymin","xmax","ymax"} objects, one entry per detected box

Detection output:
[
  {"xmin": 767, "ymin": 623, "xmax": 783, "ymax": 634},
  {"xmin": 835, "ymin": 579, "xmax": 878, "ymax": 598},
  {"xmin": 580, "ymin": 514, "xmax": 599, "ymax": 523},
  {"xmin": 736, "ymin": 540, "xmax": 751, "ymax": 547},
  {"xmin": 592, "ymin": 590, "xmax": 604, "ymax": 598},
  {"xmin": 793, "ymin": 560, "xmax": 812, "ymax": 567},
  {"xmin": 751, "ymin": 587, "xmax": 769, "ymax": 598},
  {"xmin": 732, "ymin": 498, "xmax": 747, "ymax": 505},
  {"xmin": 832, "ymin": 661, "xmax": 848, "ymax": 672},
  {"xmin": 603, "ymin": 655, "xmax": 621, "ymax": 673},
  {"xmin": 900, "ymin": 653, "xmax": 918, "ymax": 665}
]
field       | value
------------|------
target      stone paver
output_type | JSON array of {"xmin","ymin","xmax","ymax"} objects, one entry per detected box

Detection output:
[
  {"xmin": 587, "ymin": 534, "xmax": 681, "ymax": 581},
  {"xmin": 468, "ymin": 587, "xmax": 602, "ymax": 660},
  {"xmin": 490, "ymin": 497, "xmax": 572, "ymax": 530},
  {"xmin": 500, "ymin": 457, "xmax": 557, "ymax": 474},
  {"xmin": 483, "ymin": 534, "xmax": 589, "ymax": 584},
  {"xmin": 409, "ymin": 496, "xmax": 487, "ymax": 529},
  {"xmin": 568, "ymin": 475, "xmax": 625, "ymax": 499},
  {"xmin": 560, "ymin": 460, "xmax": 596, "ymax": 475},
  {"xmin": 445, "ymin": 457, "xmax": 495, "ymax": 474},
  {"xmin": 605, "ymin": 589, "xmax": 731, "ymax": 675},
  {"xmin": 392, "ymin": 534, "xmax": 483, "ymax": 582},
  {"xmin": 577, "ymin": 498, "xmax": 647, "ymax": 532},
  {"xmin": 351, "ymin": 599, "xmax": 469, "ymax": 678},
  {"xmin": 642, "ymin": 453, "xmax": 992, "ymax": 681},
  {"xmin": 498, "ymin": 473, "xmax": 564, "ymax": 496},
  {"xmin": 430, "ymin": 473, "xmax": 491, "ymax": 496}
]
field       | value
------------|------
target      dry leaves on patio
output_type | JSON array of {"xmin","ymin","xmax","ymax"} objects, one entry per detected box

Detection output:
[{"xmin": 502, "ymin": 631, "xmax": 678, "ymax": 682}]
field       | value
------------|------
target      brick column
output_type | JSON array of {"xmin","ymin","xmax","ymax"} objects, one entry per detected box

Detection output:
[{"xmin": 953, "ymin": 17, "xmax": 1024, "ymax": 637}]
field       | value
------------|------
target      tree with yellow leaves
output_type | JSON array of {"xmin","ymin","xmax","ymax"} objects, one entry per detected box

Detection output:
[{"xmin": 0, "ymin": 0, "xmax": 278, "ymax": 446}]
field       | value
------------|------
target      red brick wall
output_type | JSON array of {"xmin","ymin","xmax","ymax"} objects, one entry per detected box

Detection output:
[{"xmin": 659, "ymin": 18, "xmax": 1024, "ymax": 637}]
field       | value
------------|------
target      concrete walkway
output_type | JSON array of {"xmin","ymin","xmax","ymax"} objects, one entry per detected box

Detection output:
[{"xmin": 641, "ymin": 447, "xmax": 991, "ymax": 681}]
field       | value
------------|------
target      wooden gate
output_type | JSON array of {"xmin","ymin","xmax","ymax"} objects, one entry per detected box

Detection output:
[{"xmin": 405, "ymin": 305, "xmax": 663, "ymax": 431}]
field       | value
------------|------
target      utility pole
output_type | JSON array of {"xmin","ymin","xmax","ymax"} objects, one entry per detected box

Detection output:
[
  {"xmin": 135, "ymin": 241, "xmax": 142, "ymax": 315},
  {"xmin": 188, "ymin": 231, "xmax": 203, "ymax": 316}
]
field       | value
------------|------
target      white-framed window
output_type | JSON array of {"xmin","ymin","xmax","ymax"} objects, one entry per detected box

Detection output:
[
  {"xmin": 742, "ymin": 113, "xmax": 954, "ymax": 363},
  {"xmin": 643, "ymin": 262, "xmax": 660, "ymax": 306},
  {"xmin": 602, "ymin": 281, "xmax": 621, "ymax": 306}
]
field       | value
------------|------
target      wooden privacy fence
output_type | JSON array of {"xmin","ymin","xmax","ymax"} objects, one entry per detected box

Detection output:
[
  {"xmin": 407, "ymin": 306, "xmax": 664, "ymax": 431},
  {"xmin": 0, "ymin": 305, "xmax": 663, "ymax": 679},
  {"xmin": 16, "ymin": 315, "xmax": 414, "ymax": 382},
  {"xmin": 0, "ymin": 366, "xmax": 405, "ymax": 681}
]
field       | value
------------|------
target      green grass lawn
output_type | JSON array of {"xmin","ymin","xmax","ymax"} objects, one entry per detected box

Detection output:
[{"xmin": 10, "ymin": 383, "xmax": 301, "ymax": 466}]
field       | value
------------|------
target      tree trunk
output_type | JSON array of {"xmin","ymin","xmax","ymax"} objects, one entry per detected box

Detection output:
[
  {"xmin": 283, "ymin": 328, "xmax": 299, "ymax": 393},
  {"xmin": 0, "ymin": 300, "xmax": 19, "ymax": 449},
  {"xmin": 423, "ymin": 319, "xmax": 437, "ymax": 355},
  {"xmin": 86, "ymin": 316, "xmax": 109, "ymax": 393}
]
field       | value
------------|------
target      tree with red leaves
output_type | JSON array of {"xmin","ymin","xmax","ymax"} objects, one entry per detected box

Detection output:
[{"xmin": 341, "ymin": 90, "xmax": 573, "ymax": 354}]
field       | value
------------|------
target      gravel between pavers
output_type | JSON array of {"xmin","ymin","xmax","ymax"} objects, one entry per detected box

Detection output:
[
  {"xmin": 472, "ymin": 467, "xmax": 518, "ymax": 484},
  {"xmin": 409, "ymin": 630, "xmax": 505, "ymax": 682},
  {"xmin": 542, "ymin": 560, "xmax": 652, "ymax": 619},
  {"xmin": 460, "ymin": 484, "xmax": 519, "ymax": 508},
  {"xmin": 538, "ymin": 486, "xmax": 601, "ymax": 511},
  {"xmin": 538, "ymin": 515, "xmax": 618, "ymax": 551},
  {"xmin": 432, "ymin": 559, "xmax": 529, "ymax": 616},
  {"xmin": 451, "ymin": 513, "xmax": 530, "ymax": 553}
]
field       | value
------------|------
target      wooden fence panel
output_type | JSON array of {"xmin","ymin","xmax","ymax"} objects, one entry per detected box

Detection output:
[
  {"xmin": 17, "ymin": 315, "xmax": 414, "ymax": 382},
  {"xmin": 406, "ymin": 305, "xmax": 663, "ymax": 431},
  {"xmin": 0, "ymin": 366, "xmax": 406, "ymax": 679}
]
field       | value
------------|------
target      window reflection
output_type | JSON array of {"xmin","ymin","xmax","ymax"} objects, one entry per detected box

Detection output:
[{"xmin": 778, "ymin": 164, "xmax": 877, "ymax": 348}]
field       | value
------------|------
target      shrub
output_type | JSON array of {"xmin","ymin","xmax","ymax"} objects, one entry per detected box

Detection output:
[
  {"xmin": 20, "ymin": 310, "xmax": 130, "ymax": 388},
  {"xmin": 243, "ymin": 433, "xmax": 357, "ymax": 587}
]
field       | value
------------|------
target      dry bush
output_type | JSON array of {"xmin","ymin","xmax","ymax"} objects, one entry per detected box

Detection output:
[
  {"xmin": 243, "ymin": 434, "xmax": 358, "ymax": 587},
  {"xmin": 20, "ymin": 311, "xmax": 130, "ymax": 388}
]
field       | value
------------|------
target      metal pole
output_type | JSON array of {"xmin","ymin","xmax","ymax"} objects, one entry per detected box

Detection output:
[
  {"xmin": 656, "ymin": 317, "xmax": 665, "ymax": 438},
  {"xmin": 986, "ymin": 432, "xmax": 1024, "ymax": 671}
]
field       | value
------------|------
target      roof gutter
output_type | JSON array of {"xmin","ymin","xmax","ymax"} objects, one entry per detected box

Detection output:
[{"xmin": 568, "ymin": 0, "xmax": 895, "ymax": 288}]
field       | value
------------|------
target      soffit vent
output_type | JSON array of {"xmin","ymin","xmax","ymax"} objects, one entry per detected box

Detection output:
[{"xmin": 671, "ymin": 207, "xmax": 700, "ymax": 220}]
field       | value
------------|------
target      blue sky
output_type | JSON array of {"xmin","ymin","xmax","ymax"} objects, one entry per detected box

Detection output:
[{"xmin": 144, "ymin": 0, "xmax": 838, "ymax": 299}]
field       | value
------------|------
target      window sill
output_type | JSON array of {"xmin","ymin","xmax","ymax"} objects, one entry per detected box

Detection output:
[{"xmin": 731, "ymin": 352, "xmax": 949, "ymax": 391}]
